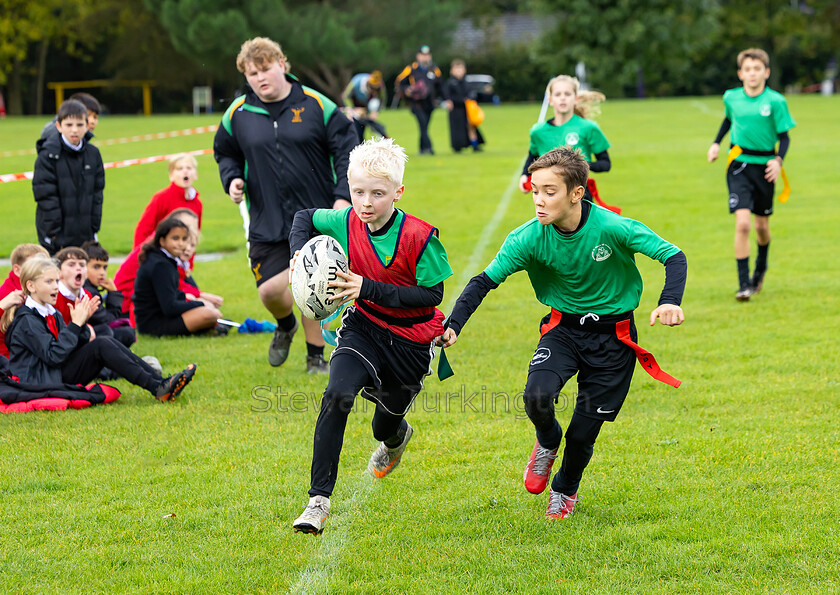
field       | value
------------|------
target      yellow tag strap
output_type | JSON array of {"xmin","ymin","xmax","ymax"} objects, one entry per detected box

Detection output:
[
  {"xmin": 726, "ymin": 145, "xmax": 743, "ymax": 167},
  {"xmin": 778, "ymin": 166, "xmax": 791, "ymax": 203},
  {"xmin": 727, "ymin": 145, "xmax": 790, "ymax": 203}
]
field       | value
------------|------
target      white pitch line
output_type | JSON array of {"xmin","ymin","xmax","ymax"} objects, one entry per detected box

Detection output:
[{"xmin": 289, "ymin": 164, "xmax": 523, "ymax": 592}]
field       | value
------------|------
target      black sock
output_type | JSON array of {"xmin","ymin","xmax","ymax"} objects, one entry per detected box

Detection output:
[
  {"xmin": 306, "ymin": 342, "xmax": 324, "ymax": 358},
  {"xmin": 276, "ymin": 313, "xmax": 296, "ymax": 332},
  {"xmin": 737, "ymin": 257, "xmax": 750, "ymax": 289},
  {"xmin": 384, "ymin": 420, "xmax": 408, "ymax": 448},
  {"xmin": 754, "ymin": 242, "xmax": 770, "ymax": 276}
]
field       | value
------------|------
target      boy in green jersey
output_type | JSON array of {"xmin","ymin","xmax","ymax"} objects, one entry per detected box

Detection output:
[
  {"xmin": 707, "ymin": 48, "xmax": 795, "ymax": 301},
  {"xmin": 438, "ymin": 147, "xmax": 687, "ymax": 520}
]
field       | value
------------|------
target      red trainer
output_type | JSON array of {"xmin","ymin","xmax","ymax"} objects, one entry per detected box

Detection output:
[
  {"xmin": 523, "ymin": 440, "xmax": 558, "ymax": 494},
  {"xmin": 545, "ymin": 490, "xmax": 578, "ymax": 520}
]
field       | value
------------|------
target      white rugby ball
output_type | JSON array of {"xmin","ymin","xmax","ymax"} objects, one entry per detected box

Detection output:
[{"xmin": 291, "ymin": 235, "xmax": 349, "ymax": 321}]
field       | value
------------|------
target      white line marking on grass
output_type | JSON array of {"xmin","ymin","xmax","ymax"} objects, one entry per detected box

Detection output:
[
  {"xmin": 445, "ymin": 166, "xmax": 523, "ymax": 311},
  {"xmin": 690, "ymin": 100, "xmax": 714, "ymax": 115},
  {"xmin": 289, "ymin": 165, "xmax": 522, "ymax": 592}
]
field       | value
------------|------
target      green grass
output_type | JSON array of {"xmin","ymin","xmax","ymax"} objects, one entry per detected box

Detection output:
[{"xmin": 1, "ymin": 96, "xmax": 840, "ymax": 593}]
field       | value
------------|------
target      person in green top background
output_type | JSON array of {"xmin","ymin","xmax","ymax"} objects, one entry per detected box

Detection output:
[
  {"xmin": 707, "ymin": 48, "xmax": 795, "ymax": 301},
  {"xmin": 519, "ymin": 75, "xmax": 621, "ymax": 214},
  {"xmin": 439, "ymin": 147, "xmax": 687, "ymax": 521}
]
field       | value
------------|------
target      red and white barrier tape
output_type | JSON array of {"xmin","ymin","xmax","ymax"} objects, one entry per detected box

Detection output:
[
  {"xmin": 0, "ymin": 148, "xmax": 213, "ymax": 183},
  {"xmin": 0, "ymin": 124, "xmax": 218, "ymax": 158}
]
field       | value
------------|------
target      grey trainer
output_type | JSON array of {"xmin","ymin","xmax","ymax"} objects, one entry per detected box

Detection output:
[
  {"xmin": 268, "ymin": 318, "xmax": 298, "ymax": 367},
  {"xmin": 293, "ymin": 495, "xmax": 330, "ymax": 534}
]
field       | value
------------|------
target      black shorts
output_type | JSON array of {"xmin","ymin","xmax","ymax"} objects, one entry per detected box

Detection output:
[
  {"xmin": 248, "ymin": 240, "xmax": 291, "ymax": 287},
  {"xmin": 332, "ymin": 307, "xmax": 435, "ymax": 416},
  {"xmin": 528, "ymin": 313, "xmax": 637, "ymax": 422},
  {"xmin": 727, "ymin": 161, "xmax": 774, "ymax": 216}
]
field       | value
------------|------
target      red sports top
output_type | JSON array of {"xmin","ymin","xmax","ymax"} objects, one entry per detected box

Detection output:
[{"xmin": 347, "ymin": 210, "xmax": 445, "ymax": 343}]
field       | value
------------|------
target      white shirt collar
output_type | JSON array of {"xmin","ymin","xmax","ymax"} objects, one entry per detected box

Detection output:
[
  {"xmin": 160, "ymin": 248, "xmax": 180, "ymax": 262},
  {"xmin": 57, "ymin": 280, "xmax": 78, "ymax": 300},
  {"xmin": 25, "ymin": 296, "xmax": 56, "ymax": 318},
  {"xmin": 61, "ymin": 134, "xmax": 84, "ymax": 151}
]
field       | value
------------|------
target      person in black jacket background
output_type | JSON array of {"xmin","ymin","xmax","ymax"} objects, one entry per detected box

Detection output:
[
  {"xmin": 134, "ymin": 219, "xmax": 222, "ymax": 337},
  {"xmin": 214, "ymin": 37, "xmax": 359, "ymax": 374},
  {"xmin": 32, "ymin": 99, "xmax": 104, "ymax": 256},
  {"xmin": 395, "ymin": 45, "xmax": 444, "ymax": 155},
  {"xmin": 443, "ymin": 59, "xmax": 485, "ymax": 153}
]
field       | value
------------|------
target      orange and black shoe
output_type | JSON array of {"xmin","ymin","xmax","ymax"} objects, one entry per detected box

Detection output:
[
  {"xmin": 523, "ymin": 440, "xmax": 559, "ymax": 494},
  {"xmin": 155, "ymin": 363, "xmax": 197, "ymax": 402},
  {"xmin": 545, "ymin": 490, "xmax": 578, "ymax": 520},
  {"xmin": 368, "ymin": 423, "xmax": 413, "ymax": 478}
]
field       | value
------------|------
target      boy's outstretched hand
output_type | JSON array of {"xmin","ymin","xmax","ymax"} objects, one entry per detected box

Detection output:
[
  {"xmin": 328, "ymin": 270, "xmax": 363, "ymax": 305},
  {"xmin": 649, "ymin": 304, "xmax": 684, "ymax": 327},
  {"xmin": 435, "ymin": 328, "xmax": 458, "ymax": 348}
]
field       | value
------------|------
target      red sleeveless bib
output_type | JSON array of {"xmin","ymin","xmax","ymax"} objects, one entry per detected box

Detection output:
[{"xmin": 347, "ymin": 210, "xmax": 445, "ymax": 343}]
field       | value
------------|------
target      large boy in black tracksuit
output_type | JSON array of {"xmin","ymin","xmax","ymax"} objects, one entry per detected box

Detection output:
[
  {"xmin": 213, "ymin": 37, "xmax": 359, "ymax": 372},
  {"xmin": 33, "ymin": 100, "xmax": 105, "ymax": 256}
]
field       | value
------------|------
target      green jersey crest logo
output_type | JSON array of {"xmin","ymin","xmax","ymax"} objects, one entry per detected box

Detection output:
[
  {"xmin": 591, "ymin": 244, "xmax": 613, "ymax": 262},
  {"xmin": 760, "ymin": 104, "xmax": 771, "ymax": 117},
  {"xmin": 565, "ymin": 132, "xmax": 580, "ymax": 146}
]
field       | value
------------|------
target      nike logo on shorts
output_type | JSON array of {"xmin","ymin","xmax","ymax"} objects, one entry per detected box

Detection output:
[{"xmin": 597, "ymin": 407, "xmax": 615, "ymax": 414}]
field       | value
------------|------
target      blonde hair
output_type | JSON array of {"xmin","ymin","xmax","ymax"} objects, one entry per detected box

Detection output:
[
  {"xmin": 168, "ymin": 153, "xmax": 198, "ymax": 174},
  {"xmin": 236, "ymin": 37, "xmax": 289, "ymax": 73},
  {"xmin": 547, "ymin": 75, "xmax": 606, "ymax": 120},
  {"xmin": 348, "ymin": 137, "xmax": 408, "ymax": 186},
  {"xmin": 0, "ymin": 257, "xmax": 58, "ymax": 332},
  {"xmin": 737, "ymin": 48, "xmax": 770, "ymax": 68},
  {"xmin": 10, "ymin": 243, "xmax": 48, "ymax": 267}
]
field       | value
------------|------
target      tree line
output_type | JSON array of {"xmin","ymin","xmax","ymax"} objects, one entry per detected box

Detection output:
[{"xmin": 1, "ymin": 0, "xmax": 837, "ymax": 115}]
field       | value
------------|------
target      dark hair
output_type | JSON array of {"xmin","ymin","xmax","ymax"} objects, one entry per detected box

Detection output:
[
  {"xmin": 81, "ymin": 240, "xmax": 109, "ymax": 262},
  {"xmin": 68, "ymin": 92, "xmax": 101, "ymax": 114},
  {"xmin": 528, "ymin": 147, "xmax": 589, "ymax": 191},
  {"xmin": 139, "ymin": 219, "xmax": 189, "ymax": 263},
  {"xmin": 54, "ymin": 246, "xmax": 89, "ymax": 266},
  {"xmin": 57, "ymin": 99, "xmax": 88, "ymax": 123}
]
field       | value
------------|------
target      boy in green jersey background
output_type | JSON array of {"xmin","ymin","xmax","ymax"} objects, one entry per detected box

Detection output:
[
  {"xmin": 707, "ymin": 48, "xmax": 795, "ymax": 301},
  {"xmin": 439, "ymin": 147, "xmax": 687, "ymax": 520}
]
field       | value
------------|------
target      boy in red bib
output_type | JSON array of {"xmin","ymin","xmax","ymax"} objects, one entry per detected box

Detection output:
[{"xmin": 289, "ymin": 137, "xmax": 452, "ymax": 534}]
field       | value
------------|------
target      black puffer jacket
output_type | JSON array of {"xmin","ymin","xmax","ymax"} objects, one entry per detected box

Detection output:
[{"xmin": 32, "ymin": 129, "xmax": 104, "ymax": 254}]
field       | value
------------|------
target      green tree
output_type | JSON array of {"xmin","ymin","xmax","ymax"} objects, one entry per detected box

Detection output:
[
  {"xmin": 534, "ymin": 0, "xmax": 722, "ymax": 97},
  {"xmin": 0, "ymin": 0, "xmax": 99, "ymax": 114},
  {"xmin": 148, "ymin": 0, "xmax": 461, "ymax": 101}
]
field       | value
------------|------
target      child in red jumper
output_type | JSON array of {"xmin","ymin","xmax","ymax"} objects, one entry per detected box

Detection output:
[
  {"xmin": 0, "ymin": 244, "xmax": 49, "ymax": 358},
  {"xmin": 53, "ymin": 247, "xmax": 95, "ymax": 328},
  {"xmin": 133, "ymin": 153, "xmax": 203, "ymax": 248}
]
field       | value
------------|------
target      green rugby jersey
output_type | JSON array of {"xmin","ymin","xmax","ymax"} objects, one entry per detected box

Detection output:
[
  {"xmin": 529, "ymin": 114, "xmax": 610, "ymax": 161},
  {"xmin": 723, "ymin": 87, "xmax": 796, "ymax": 165},
  {"xmin": 312, "ymin": 207, "xmax": 452, "ymax": 287},
  {"xmin": 483, "ymin": 202, "xmax": 680, "ymax": 315}
]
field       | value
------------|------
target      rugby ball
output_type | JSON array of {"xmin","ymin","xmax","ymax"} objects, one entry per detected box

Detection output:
[{"xmin": 291, "ymin": 235, "xmax": 349, "ymax": 321}]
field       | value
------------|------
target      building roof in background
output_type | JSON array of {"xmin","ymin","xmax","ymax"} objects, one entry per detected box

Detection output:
[{"xmin": 453, "ymin": 14, "xmax": 558, "ymax": 53}]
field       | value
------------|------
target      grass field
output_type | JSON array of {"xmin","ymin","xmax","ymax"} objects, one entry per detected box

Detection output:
[{"xmin": 1, "ymin": 95, "xmax": 839, "ymax": 594}]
